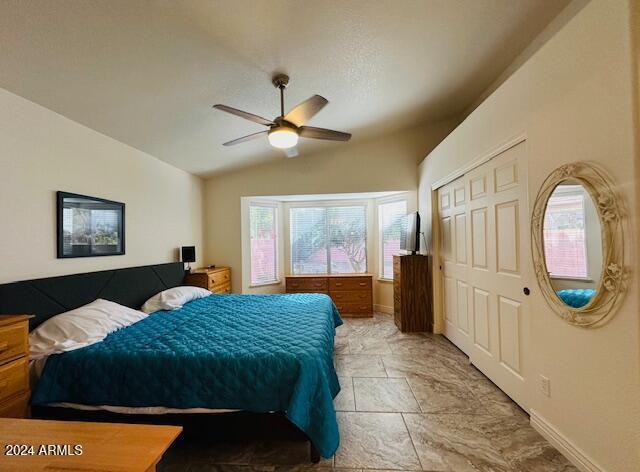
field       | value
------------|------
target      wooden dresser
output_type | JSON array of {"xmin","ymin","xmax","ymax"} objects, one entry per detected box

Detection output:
[
  {"xmin": 185, "ymin": 266, "xmax": 232, "ymax": 294},
  {"xmin": 393, "ymin": 255, "xmax": 432, "ymax": 332},
  {"xmin": 0, "ymin": 315, "xmax": 33, "ymax": 418},
  {"xmin": 285, "ymin": 274, "xmax": 373, "ymax": 317}
]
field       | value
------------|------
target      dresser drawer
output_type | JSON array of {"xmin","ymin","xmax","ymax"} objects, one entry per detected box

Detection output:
[
  {"xmin": 212, "ymin": 283, "xmax": 231, "ymax": 294},
  {"xmin": 0, "ymin": 323, "xmax": 28, "ymax": 365},
  {"xmin": 330, "ymin": 290, "xmax": 371, "ymax": 304},
  {"xmin": 334, "ymin": 302, "xmax": 373, "ymax": 316},
  {"xmin": 0, "ymin": 358, "xmax": 28, "ymax": 405},
  {"xmin": 0, "ymin": 391, "xmax": 29, "ymax": 418},
  {"xmin": 208, "ymin": 270, "xmax": 231, "ymax": 287},
  {"xmin": 329, "ymin": 277, "xmax": 371, "ymax": 291},
  {"xmin": 286, "ymin": 277, "xmax": 328, "ymax": 291}
]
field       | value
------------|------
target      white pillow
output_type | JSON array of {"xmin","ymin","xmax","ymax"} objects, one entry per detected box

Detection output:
[
  {"xmin": 29, "ymin": 299, "xmax": 148, "ymax": 361},
  {"xmin": 141, "ymin": 286, "xmax": 211, "ymax": 314}
]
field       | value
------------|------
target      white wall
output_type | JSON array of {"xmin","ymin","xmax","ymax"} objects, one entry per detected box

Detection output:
[
  {"xmin": 204, "ymin": 117, "xmax": 458, "ymax": 308},
  {"xmin": 0, "ymin": 88, "xmax": 204, "ymax": 284},
  {"xmin": 418, "ymin": 1, "xmax": 639, "ymax": 470}
]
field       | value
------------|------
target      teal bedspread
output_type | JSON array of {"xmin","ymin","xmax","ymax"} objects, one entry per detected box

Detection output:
[
  {"xmin": 32, "ymin": 293, "xmax": 343, "ymax": 458},
  {"xmin": 556, "ymin": 288, "xmax": 596, "ymax": 308}
]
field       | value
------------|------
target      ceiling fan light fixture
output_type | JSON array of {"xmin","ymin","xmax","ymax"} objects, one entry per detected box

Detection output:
[{"xmin": 268, "ymin": 127, "xmax": 299, "ymax": 149}]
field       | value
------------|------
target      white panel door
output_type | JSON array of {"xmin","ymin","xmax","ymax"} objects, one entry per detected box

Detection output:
[
  {"xmin": 439, "ymin": 180, "xmax": 470, "ymax": 354},
  {"xmin": 438, "ymin": 141, "xmax": 530, "ymax": 410}
]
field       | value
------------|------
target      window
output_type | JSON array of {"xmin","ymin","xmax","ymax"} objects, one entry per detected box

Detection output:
[
  {"xmin": 290, "ymin": 206, "xmax": 366, "ymax": 274},
  {"xmin": 249, "ymin": 205, "xmax": 278, "ymax": 285},
  {"xmin": 379, "ymin": 200, "xmax": 407, "ymax": 279},
  {"xmin": 543, "ymin": 186, "xmax": 588, "ymax": 278}
]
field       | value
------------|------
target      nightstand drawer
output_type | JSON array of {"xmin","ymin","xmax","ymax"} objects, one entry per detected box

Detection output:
[
  {"xmin": 0, "ymin": 391, "xmax": 29, "ymax": 418},
  {"xmin": 208, "ymin": 270, "xmax": 230, "ymax": 287},
  {"xmin": 212, "ymin": 282, "xmax": 231, "ymax": 294},
  {"xmin": 0, "ymin": 358, "xmax": 28, "ymax": 405},
  {"xmin": 0, "ymin": 323, "xmax": 28, "ymax": 365}
]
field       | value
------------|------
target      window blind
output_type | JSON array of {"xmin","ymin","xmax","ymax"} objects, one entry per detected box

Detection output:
[
  {"xmin": 379, "ymin": 200, "xmax": 407, "ymax": 279},
  {"xmin": 249, "ymin": 205, "xmax": 278, "ymax": 284},
  {"xmin": 543, "ymin": 190, "xmax": 587, "ymax": 278},
  {"xmin": 290, "ymin": 206, "xmax": 366, "ymax": 274}
]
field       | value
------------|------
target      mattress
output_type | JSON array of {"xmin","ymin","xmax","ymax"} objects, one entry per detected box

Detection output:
[
  {"xmin": 556, "ymin": 288, "xmax": 596, "ymax": 308},
  {"xmin": 32, "ymin": 293, "xmax": 343, "ymax": 458}
]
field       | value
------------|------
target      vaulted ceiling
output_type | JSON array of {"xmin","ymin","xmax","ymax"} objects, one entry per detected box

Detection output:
[{"xmin": 0, "ymin": 0, "xmax": 570, "ymax": 176}]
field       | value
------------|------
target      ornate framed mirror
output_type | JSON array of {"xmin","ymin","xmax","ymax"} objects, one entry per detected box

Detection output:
[{"xmin": 531, "ymin": 162, "xmax": 625, "ymax": 327}]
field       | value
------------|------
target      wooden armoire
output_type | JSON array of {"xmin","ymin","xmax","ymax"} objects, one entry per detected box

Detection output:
[{"xmin": 393, "ymin": 255, "xmax": 432, "ymax": 332}]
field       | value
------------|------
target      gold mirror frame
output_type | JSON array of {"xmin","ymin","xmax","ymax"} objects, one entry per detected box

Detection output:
[{"xmin": 531, "ymin": 162, "xmax": 626, "ymax": 327}]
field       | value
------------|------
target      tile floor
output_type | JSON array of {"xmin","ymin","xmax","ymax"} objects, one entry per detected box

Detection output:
[{"xmin": 159, "ymin": 313, "xmax": 577, "ymax": 472}]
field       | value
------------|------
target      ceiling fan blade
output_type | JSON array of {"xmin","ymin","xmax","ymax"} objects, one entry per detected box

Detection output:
[
  {"xmin": 298, "ymin": 126, "xmax": 351, "ymax": 142},
  {"xmin": 222, "ymin": 130, "xmax": 268, "ymax": 146},
  {"xmin": 284, "ymin": 95, "xmax": 328, "ymax": 126},
  {"xmin": 284, "ymin": 147, "xmax": 299, "ymax": 158},
  {"xmin": 213, "ymin": 104, "xmax": 274, "ymax": 126}
]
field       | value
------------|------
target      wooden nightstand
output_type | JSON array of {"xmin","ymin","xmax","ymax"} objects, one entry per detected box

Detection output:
[
  {"xmin": 185, "ymin": 266, "xmax": 232, "ymax": 294},
  {"xmin": 0, "ymin": 315, "xmax": 33, "ymax": 418}
]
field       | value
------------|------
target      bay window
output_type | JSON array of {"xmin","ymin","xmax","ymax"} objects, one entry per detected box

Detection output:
[
  {"xmin": 290, "ymin": 205, "xmax": 367, "ymax": 274},
  {"xmin": 378, "ymin": 199, "xmax": 407, "ymax": 279},
  {"xmin": 249, "ymin": 204, "xmax": 278, "ymax": 285}
]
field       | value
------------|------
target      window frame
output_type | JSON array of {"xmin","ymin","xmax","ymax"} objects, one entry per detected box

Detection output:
[
  {"xmin": 248, "ymin": 202, "xmax": 280, "ymax": 287},
  {"xmin": 286, "ymin": 200, "xmax": 369, "ymax": 276},
  {"xmin": 377, "ymin": 196, "xmax": 408, "ymax": 282}
]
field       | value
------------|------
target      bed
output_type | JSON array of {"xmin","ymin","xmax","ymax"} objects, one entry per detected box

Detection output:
[{"xmin": 0, "ymin": 263, "xmax": 342, "ymax": 461}]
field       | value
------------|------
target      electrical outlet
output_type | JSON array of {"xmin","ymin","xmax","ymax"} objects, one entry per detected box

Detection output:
[{"xmin": 540, "ymin": 375, "xmax": 551, "ymax": 397}]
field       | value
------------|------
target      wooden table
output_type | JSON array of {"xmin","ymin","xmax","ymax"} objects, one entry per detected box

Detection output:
[{"xmin": 0, "ymin": 418, "xmax": 182, "ymax": 471}]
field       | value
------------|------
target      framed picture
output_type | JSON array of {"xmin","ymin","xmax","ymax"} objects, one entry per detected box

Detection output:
[{"xmin": 57, "ymin": 191, "xmax": 125, "ymax": 258}]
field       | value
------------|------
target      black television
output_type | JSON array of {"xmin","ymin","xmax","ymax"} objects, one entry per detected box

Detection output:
[{"xmin": 400, "ymin": 211, "xmax": 420, "ymax": 255}]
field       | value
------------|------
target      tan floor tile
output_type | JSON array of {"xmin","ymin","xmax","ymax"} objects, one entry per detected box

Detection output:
[
  {"xmin": 353, "ymin": 377, "xmax": 420, "ymax": 413},
  {"xmin": 348, "ymin": 337, "xmax": 392, "ymax": 354},
  {"xmin": 334, "ymin": 376, "xmax": 356, "ymax": 411},
  {"xmin": 335, "ymin": 354, "xmax": 387, "ymax": 378},
  {"xmin": 406, "ymin": 375, "xmax": 486, "ymax": 415},
  {"xmin": 403, "ymin": 413, "xmax": 510, "ymax": 471},
  {"xmin": 335, "ymin": 412, "xmax": 421, "ymax": 470}
]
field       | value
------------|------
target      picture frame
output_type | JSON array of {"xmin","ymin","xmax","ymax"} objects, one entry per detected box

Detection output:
[{"xmin": 57, "ymin": 191, "xmax": 125, "ymax": 258}]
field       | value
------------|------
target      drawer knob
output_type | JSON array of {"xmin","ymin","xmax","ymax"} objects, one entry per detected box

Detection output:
[
  {"xmin": 336, "ymin": 283, "xmax": 343, "ymax": 287},
  {"xmin": 359, "ymin": 282, "xmax": 366, "ymax": 286}
]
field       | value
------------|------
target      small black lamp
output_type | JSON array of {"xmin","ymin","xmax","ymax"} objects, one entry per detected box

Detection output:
[{"xmin": 181, "ymin": 246, "xmax": 196, "ymax": 273}]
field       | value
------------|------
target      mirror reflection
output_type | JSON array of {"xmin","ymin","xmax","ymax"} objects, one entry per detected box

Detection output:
[{"xmin": 542, "ymin": 180, "xmax": 602, "ymax": 309}]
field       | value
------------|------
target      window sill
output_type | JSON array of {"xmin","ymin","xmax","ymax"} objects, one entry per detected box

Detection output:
[
  {"xmin": 377, "ymin": 277, "xmax": 394, "ymax": 283},
  {"xmin": 549, "ymin": 276, "xmax": 594, "ymax": 282},
  {"xmin": 249, "ymin": 280, "xmax": 282, "ymax": 288}
]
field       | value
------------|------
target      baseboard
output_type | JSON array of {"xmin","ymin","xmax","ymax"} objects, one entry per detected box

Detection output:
[
  {"xmin": 374, "ymin": 304, "xmax": 393, "ymax": 315},
  {"xmin": 529, "ymin": 409, "xmax": 604, "ymax": 472}
]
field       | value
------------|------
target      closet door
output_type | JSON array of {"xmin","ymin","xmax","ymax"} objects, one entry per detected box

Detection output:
[
  {"xmin": 439, "ymin": 177, "xmax": 470, "ymax": 355},
  {"xmin": 438, "ymin": 141, "xmax": 530, "ymax": 410}
]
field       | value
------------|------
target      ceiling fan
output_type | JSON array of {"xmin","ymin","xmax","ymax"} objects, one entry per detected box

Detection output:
[{"xmin": 213, "ymin": 74, "xmax": 351, "ymax": 158}]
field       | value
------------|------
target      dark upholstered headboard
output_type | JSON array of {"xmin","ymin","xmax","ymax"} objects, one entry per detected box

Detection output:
[{"xmin": 0, "ymin": 262, "xmax": 185, "ymax": 330}]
